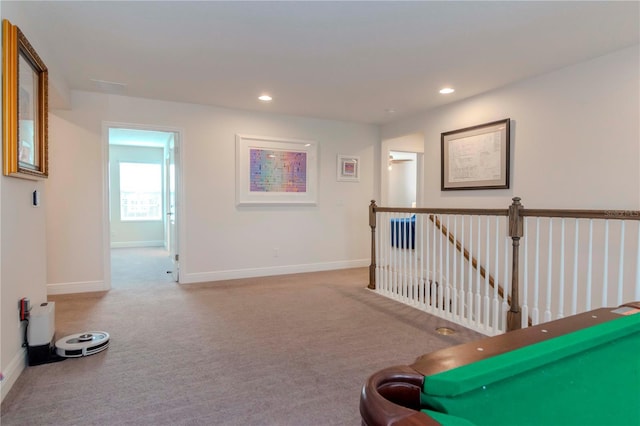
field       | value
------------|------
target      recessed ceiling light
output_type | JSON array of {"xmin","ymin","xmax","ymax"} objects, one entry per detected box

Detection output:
[
  {"xmin": 385, "ymin": 108, "xmax": 396, "ymax": 114},
  {"xmin": 258, "ymin": 94, "xmax": 273, "ymax": 102},
  {"xmin": 439, "ymin": 87, "xmax": 455, "ymax": 94}
]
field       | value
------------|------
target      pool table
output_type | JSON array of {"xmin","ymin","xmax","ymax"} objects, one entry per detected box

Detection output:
[{"xmin": 360, "ymin": 302, "xmax": 640, "ymax": 426}]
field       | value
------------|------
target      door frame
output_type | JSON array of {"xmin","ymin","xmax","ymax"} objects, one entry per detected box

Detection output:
[{"xmin": 101, "ymin": 121, "xmax": 185, "ymax": 288}]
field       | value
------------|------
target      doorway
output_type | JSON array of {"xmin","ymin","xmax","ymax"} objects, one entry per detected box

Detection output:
[
  {"xmin": 381, "ymin": 133, "xmax": 424, "ymax": 207},
  {"xmin": 388, "ymin": 151, "xmax": 418, "ymax": 207},
  {"xmin": 104, "ymin": 124, "xmax": 182, "ymax": 289}
]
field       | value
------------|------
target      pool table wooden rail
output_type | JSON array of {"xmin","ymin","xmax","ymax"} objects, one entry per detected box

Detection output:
[{"xmin": 360, "ymin": 302, "xmax": 640, "ymax": 426}]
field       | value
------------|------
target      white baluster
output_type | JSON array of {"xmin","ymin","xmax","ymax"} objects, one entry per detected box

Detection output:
[
  {"xmin": 405, "ymin": 214, "xmax": 410, "ymax": 301},
  {"xmin": 392, "ymin": 213, "xmax": 396, "ymax": 296},
  {"xmin": 452, "ymin": 215, "xmax": 458, "ymax": 318},
  {"xmin": 544, "ymin": 218, "xmax": 553, "ymax": 323},
  {"xmin": 420, "ymin": 214, "xmax": 425, "ymax": 306},
  {"xmin": 383, "ymin": 212, "xmax": 387, "ymax": 294},
  {"xmin": 445, "ymin": 215, "xmax": 451, "ymax": 315},
  {"xmin": 401, "ymin": 214, "xmax": 406, "ymax": 301},
  {"xmin": 438, "ymin": 215, "xmax": 443, "ymax": 311},
  {"xmin": 376, "ymin": 211, "xmax": 381, "ymax": 293},
  {"xmin": 417, "ymin": 214, "xmax": 423, "ymax": 305},
  {"xmin": 617, "ymin": 221, "xmax": 625, "ymax": 306},
  {"xmin": 475, "ymin": 216, "xmax": 482, "ymax": 328},
  {"xmin": 558, "ymin": 219, "xmax": 565, "ymax": 319},
  {"xmin": 414, "ymin": 213, "xmax": 419, "ymax": 305},
  {"xmin": 468, "ymin": 218, "xmax": 474, "ymax": 323},
  {"xmin": 460, "ymin": 216, "xmax": 466, "ymax": 320},
  {"xmin": 387, "ymin": 213, "xmax": 392, "ymax": 296},
  {"xmin": 425, "ymin": 214, "xmax": 432, "ymax": 310},
  {"xmin": 532, "ymin": 218, "xmax": 540, "ymax": 325},
  {"xmin": 432, "ymin": 215, "xmax": 437, "ymax": 311},
  {"xmin": 484, "ymin": 216, "xmax": 491, "ymax": 327},
  {"xmin": 602, "ymin": 220, "xmax": 610, "ymax": 307},
  {"xmin": 522, "ymin": 218, "xmax": 529, "ymax": 328},
  {"xmin": 572, "ymin": 220, "xmax": 579, "ymax": 315},
  {"xmin": 378, "ymin": 211, "xmax": 383, "ymax": 294},
  {"xmin": 492, "ymin": 216, "xmax": 500, "ymax": 330},
  {"xmin": 636, "ymin": 224, "xmax": 640, "ymax": 301},
  {"xmin": 586, "ymin": 220, "xmax": 593, "ymax": 310}
]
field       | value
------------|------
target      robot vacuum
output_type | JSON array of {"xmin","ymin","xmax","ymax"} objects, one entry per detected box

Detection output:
[{"xmin": 55, "ymin": 331, "xmax": 110, "ymax": 358}]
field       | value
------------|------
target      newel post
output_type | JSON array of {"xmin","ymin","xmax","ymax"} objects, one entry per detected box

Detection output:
[
  {"xmin": 368, "ymin": 200, "xmax": 377, "ymax": 290},
  {"xmin": 507, "ymin": 197, "xmax": 524, "ymax": 331}
]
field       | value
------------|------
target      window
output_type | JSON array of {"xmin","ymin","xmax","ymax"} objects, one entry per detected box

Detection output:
[{"xmin": 119, "ymin": 162, "xmax": 162, "ymax": 221}]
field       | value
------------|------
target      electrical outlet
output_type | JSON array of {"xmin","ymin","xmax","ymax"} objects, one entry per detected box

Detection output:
[{"xmin": 273, "ymin": 247, "xmax": 279, "ymax": 258}]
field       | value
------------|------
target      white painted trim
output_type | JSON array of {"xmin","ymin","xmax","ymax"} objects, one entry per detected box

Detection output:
[
  {"xmin": 1, "ymin": 348, "xmax": 26, "ymax": 402},
  {"xmin": 101, "ymin": 122, "xmax": 112, "ymax": 291},
  {"xmin": 179, "ymin": 260, "xmax": 369, "ymax": 284},
  {"xmin": 46, "ymin": 280, "xmax": 108, "ymax": 295},
  {"xmin": 110, "ymin": 241, "xmax": 164, "ymax": 248}
]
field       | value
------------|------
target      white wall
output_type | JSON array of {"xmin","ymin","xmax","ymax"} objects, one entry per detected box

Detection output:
[
  {"xmin": 46, "ymin": 91, "xmax": 378, "ymax": 292},
  {"xmin": 1, "ymin": 178, "xmax": 47, "ymax": 400},
  {"xmin": 1, "ymin": 2, "xmax": 51, "ymax": 400},
  {"xmin": 381, "ymin": 46, "xmax": 640, "ymax": 211}
]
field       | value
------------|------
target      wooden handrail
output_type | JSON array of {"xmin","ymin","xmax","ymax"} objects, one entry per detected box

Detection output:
[
  {"xmin": 372, "ymin": 206, "xmax": 640, "ymax": 222},
  {"xmin": 521, "ymin": 209, "xmax": 640, "ymax": 220},
  {"xmin": 374, "ymin": 206, "xmax": 509, "ymax": 216}
]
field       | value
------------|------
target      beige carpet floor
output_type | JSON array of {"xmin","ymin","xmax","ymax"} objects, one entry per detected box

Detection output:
[{"xmin": 1, "ymin": 248, "xmax": 482, "ymax": 425}]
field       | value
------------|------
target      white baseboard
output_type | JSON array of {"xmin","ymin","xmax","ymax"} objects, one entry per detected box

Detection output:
[
  {"xmin": 47, "ymin": 280, "xmax": 108, "ymax": 295},
  {"xmin": 110, "ymin": 241, "xmax": 164, "ymax": 248},
  {"xmin": 180, "ymin": 259, "xmax": 369, "ymax": 284},
  {"xmin": 1, "ymin": 348, "xmax": 26, "ymax": 402}
]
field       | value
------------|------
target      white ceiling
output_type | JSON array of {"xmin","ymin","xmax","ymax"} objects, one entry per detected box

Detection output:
[{"xmin": 12, "ymin": 1, "xmax": 640, "ymax": 124}]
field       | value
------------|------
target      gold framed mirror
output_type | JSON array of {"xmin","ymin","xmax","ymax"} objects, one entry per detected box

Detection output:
[{"xmin": 2, "ymin": 19, "xmax": 48, "ymax": 179}]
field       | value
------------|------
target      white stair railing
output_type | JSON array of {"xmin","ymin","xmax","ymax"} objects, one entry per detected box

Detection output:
[
  {"xmin": 370, "ymin": 206, "xmax": 510, "ymax": 336},
  {"xmin": 519, "ymin": 215, "xmax": 640, "ymax": 328},
  {"xmin": 368, "ymin": 199, "xmax": 640, "ymax": 335}
]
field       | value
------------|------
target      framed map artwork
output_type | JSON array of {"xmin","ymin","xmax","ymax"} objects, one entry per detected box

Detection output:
[{"xmin": 441, "ymin": 118, "xmax": 511, "ymax": 190}]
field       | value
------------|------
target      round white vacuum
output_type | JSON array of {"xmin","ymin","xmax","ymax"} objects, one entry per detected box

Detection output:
[{"xmin": 55, "ymin": 331, "xmax": 110, "ymax": 358}]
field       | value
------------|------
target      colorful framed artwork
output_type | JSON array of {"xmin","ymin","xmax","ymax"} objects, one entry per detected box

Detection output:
[
  {"xmin": 236, "ymin": 134, "xmax": 318, "ymax": 206},
  {"xmin": 441, "ymin": 118, "xmax": 511, "ymax": 190},
  {"xmin": 2, "ymin": 19, "xmax": 49, "ymax": 179},
  {"xmin": 337, "ymin": 155, "xmax": 359, "ymax": 182}
]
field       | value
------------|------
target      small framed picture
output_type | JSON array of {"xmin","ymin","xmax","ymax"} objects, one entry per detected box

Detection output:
[{"xmin": 337, "ymin": 155, "xmax": 360, "ymax": 182}]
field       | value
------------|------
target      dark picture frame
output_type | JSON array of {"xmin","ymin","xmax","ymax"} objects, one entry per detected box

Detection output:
[
  {"xmin": 441, "ymin": 118, "xmax": 510, "ymax": 191},
  {"xmin": 2, "ymin": 19, "xmax": 49, "ymax": 179}
]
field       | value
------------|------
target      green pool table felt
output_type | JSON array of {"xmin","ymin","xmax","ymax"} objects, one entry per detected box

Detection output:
[{"xmin": 420, "ymin": 311, "xmax": 640, "ymax": 426}]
